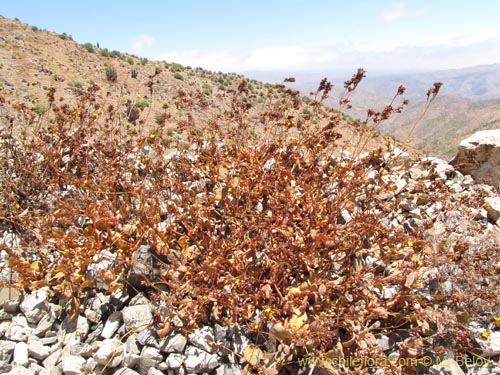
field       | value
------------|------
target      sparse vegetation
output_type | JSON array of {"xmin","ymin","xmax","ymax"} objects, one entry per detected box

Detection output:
[
  {"xmin": 174, "ymin": 72, "xmax": 184, "ymax": 81},
  {"xmin": 82, "ymin": 42, "xmax": 94, "ymax": 53}
]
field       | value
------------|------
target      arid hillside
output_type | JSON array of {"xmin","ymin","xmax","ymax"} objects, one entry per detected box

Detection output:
[{"xmin": 0, "ymin": 16, "xmax": 406, "ymax": 156}]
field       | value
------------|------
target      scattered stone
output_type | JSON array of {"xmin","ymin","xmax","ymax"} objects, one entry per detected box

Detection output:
[
  {"xmin": 138, "ymin": 347, "xmax": 163, "ymax": 375},
  {"xmin": 127, "ymin": 245, "xmax": 155, "ymax": 287},
  {"xmin": 122, "ymin": 304, "xmax": 153, "ymax": 331},
  {"xmin": 61, "ymin": 355, "xmax": 86, "ymax": 375},
  {"xmin": 101, "ymin": 311, "xmax": 122, "ymax": 339},
  {"xmin": 93, "ymin": 338, "xmax": 123, "ymax": 367},
  {"xmin": 188, "ymin": 326, "xmax": 217, "ymax": 353},
  {"xmin": 19, "ymin": 288, "xmax": 49, "ymax": 324},
  {"xmin": 429, "ymin": 358, "xmax": 465, "ymax": 375},
  {"xmin": 13, "ymin": 342, "xmax": 28, "ymax": 366},
  {"xmin": 450, "ymin": 129, "xmax": 500, "ymax": 188},
  {"xmin": 165, "ymin": 353, "xmax": 184, "ymax": 369},
  {"xmin": 27, "ymin": 339, "xmax": 50, "ymax": 361},
  {"xmin": 184, "ymin": 346, "xmax": 219, "ymax": 373}
]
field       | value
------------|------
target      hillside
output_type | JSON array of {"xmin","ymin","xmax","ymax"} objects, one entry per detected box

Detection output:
[
  {"xmin": 275, "ymin": 65, "xmax": 500, "ymax": 159},
  {"xmin": 0, "ymin": 16, "xmax": 399, "ymax": 156},
  {"xmin": 380, "ymin": 95, "xmax": 500, "ymax": 159}
]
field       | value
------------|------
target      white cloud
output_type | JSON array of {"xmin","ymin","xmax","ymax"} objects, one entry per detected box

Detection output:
[
  {"xmin": 381, "ymin": 2, "xmax": 408, "ymax": 22},
  {"xmin": 156, "ymin": 45, "xmax": 337, "ymax": 72},
  {"xmin": 131, "ymin": 35, "xmax": 156, "ymax": 55}
]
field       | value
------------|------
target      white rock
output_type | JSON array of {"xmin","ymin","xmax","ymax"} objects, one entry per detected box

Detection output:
[
  {"xmin": 122, "ymin": 305, "xmax": 153, "ymax": 331},
  {"xmin": 184, "ymin": 346, "xmax": 219, "ymax": 373},
  {"xmin": 123, "ymin": 333, "xmax": 140, "ymax": 368},
  {"xmin": 485, "ymin": 197, "xmax": 500, "ymax": 224},
  {"xmin": 5, "ymin": 315, "xmax": 31, "ymax": 342},
  {"xmin": 139, "ymin": 347, "xmax": 163, "ymax": 374},
  {"xmin": 101, "ymin": 311, "xmax": 122, "ymax": 339},
  {"xmin": 165, "ymin": 353, "xmax": 184, "ymax": 369},
  {"xmin": 27, "ymin": 339, "xmax": 51, "ymax": 360},
  {"xmin": 94, "ymin": 338, "xmax": 123, "ymax": 367},
  {"xmin": 6, "ymin": 365, "xmax": 35, "ymax": 375},
  {"xmin": 450, "ymin": 130, "xmax": 500, "ymax": 188},
  {"xmin": 188, "ymin": 326, "xmax": 217, "ymax": 353},
  {"xmin": 20, "ymin": 287, "xmax": 50, "ymax": 324},
  {"xmin": 161, "ymin": 333, "xmax": 187, "ymax": 353},
  {"xmin": 13, "ymin": 342, "xmax": 29, "ymax": 366},
  {"xmin": 61, "ymin": 355, "xmax": 86, "ymax": 375},
  {"xmin": 60, "ymin": 315, "xmax": 89, "ymax": 344}
]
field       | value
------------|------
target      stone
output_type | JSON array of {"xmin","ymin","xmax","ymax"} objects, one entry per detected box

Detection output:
[
  {"xmin": 216, "ymin": 363, "xmax": 242, "ymax": 375},
  {"xmin": 13, "ymin": 342, "xmax": 29, "ymax": 366},
  {"xmin": 137, "ymin": 328, "xmax": 160, "ymax": 348},
  {"xmin": 60, "ymin": 315, "xmax": 89, "ymax": 344},
  {"xmin": 122, "ymin": 304, "xmax": 153, "ymax": 331},
  {"xmin": 165, "ymin": 353, "xmax": 184, "ymax": 369},
  {"xmin": 127, "ymin": 245, "xmax": 155, "ymax": 287},
  {"xmin": 3, "ymin": 299, "xmax": 20, "ymax": 313},
  {"xmin": 114, "ymin": 369, "xmax": 140, "ymax": 375},
  {"xmin": 188, "ymin": 326, "xmax": 217, "ymax": 353},
  {"xmin": 61, "ymin": 355, "xmax": 86, "ymax": 375},
  {"xmin": 484, "ymin": 197, "xmax": 500, "ymax": 225},
  {"xmin": 101, "ymin": 311, "xmax": 122, "ymax": 339},
  {"xmin": 184, "ymin": 346, "xmax": 219, "ymax": 373},
  {"xmin": 450, "ymin": 130, "xmax": 500, "ymax": 188},
  {"xmin": 27, "ymin": 339, "xmax": 51, "ymax": 360},
  {"xmin": 138, "ymin": 347, "xmax": 163, "ymax": 375},
  {"xmin": 94, "ymin": 338, "xmax": 123, "ymax": 367},
  {"xmin": 86, "ymin": 250, "xmax": 117, "ymax": 290},
  {"xmin": 6, "ymin": 365, "xmax": 35, "ymax": 375},
  {"xmin": 160, "ymin": 333, "xmax": 187, "ymax": 353},
  {"xmin": 429, "ymin": 358, "xmax": 465, "ymax": 375},
  {"xmin": 20, "ymin": 287, "xmax": 50, "ymax": 324},
  {"xmin": 5, "ymin": 315, "xmax": 31, "ymax": 342},
  {"xmin": 123, "ymin": 333, "xmax": 140, "ymax": 368}
]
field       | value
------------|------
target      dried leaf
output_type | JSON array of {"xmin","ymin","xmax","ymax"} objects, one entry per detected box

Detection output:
[
  {"xmin": 404, "ymin": 271, "xmax": 417, "ymax": 288},
  {"xmin": 288, "ymin": 309, "xmax": 308, "ymax": 333},
  {"xmin": 270, "ymin": 322, "xmax": 292, "ymax": 340},
  {"xmin": 243, "ymin": 344, "xmax": 263, "ymax": 366}
]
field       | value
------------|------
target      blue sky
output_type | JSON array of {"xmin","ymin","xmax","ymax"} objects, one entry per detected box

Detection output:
[{"xmin": 2, "ymin": 1, "xmax": 500, "ymax": 73}]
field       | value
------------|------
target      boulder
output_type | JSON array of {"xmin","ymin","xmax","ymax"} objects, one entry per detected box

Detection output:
[{"xmin": 450, "ymin": 130, "xmax": 500, "ymax": 188}]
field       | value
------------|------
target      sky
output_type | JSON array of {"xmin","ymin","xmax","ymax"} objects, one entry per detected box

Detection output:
[{"xmin": 2, "ymin": 1, "xmax": 500, "ymax": 74}]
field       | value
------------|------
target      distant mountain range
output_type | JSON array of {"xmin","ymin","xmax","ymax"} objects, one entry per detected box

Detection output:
[{"xmin": 248, "ymin": 64, "xmax": 500, "ymax": 159}]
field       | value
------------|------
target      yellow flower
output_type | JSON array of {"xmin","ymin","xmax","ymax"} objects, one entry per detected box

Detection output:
[
  {"xmin": 493, "ymin": 316, "xmax": 500, "ymax": 326},
  {"xmin": 235, "ymin": 278, "xmax": 241, "ymax": 285},
  {"xmin": 149, "ymin": 133, "xmax": 156, "ymax": 139},
  {"xmin": 407, "ymin": 240, "xmax": 413, "ymax": 247},
  {"xmin": 417, "ymin": 260, "xmax": 424, "ymax": 267},
  {"xmin": 295, "ymin": 199, "xmax": 301, "ymax": 205},
  {"xmin": 482, "ymin": 330, "xmax": 490, "ymax": 339}
]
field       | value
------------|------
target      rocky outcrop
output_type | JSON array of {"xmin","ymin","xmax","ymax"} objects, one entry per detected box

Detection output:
[{"xmin": 450, "ymin": 129, "xmax": 500, "ymax": 188}]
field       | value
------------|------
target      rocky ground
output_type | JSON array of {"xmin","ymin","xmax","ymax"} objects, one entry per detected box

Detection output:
[{"xmin": 1, "ymin": 137, "xmax": 500, "ymax": 375}]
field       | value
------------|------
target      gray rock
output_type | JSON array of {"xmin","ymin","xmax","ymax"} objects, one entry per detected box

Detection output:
[
  {"xmin": 146, "ymin": 368, "xmax": 164, "ymax": 375},
  {"xmin": 3, "ymin": 300, "xmax": 20, "ymax": 313},
  {"xmin": 86, "ymin": 250, "xmax": 117, "ymax": 290},
  {"xmin": 122, "ymin": 304, "xmax": 153, "ymax": 331},
  {"xmin": 101, "ymin": 311, "xmax": 122, "ymax": 339},
  {"xmin": 13, "ymin": 342, "xmax": 29, "ymax": 366},
  {"xmin": 61, "ymin": 355, "xmax": 86, "ymax": 375},
  {"xmin": 160, "ymin": 333, "xmax": 187, "ymax": 353},
  {"xmin": 20, "ymin": 287, "xmax": 50, "ymax": 324},
  {"xmin": 0, "ymin": 340, "xmax": 16, "ymax": 361},
  {"xmin": 184, "ymin": 346, "xmax": 219, "ymax": 373},
  {"xmin": 94, "ymin": 338, "xmax": 123, "ymax": 367},
  {"xmin": 136, "ymin": 328, "xmax": 160, "ymax": 348},
  {"xmin": 34, "ymin": 304, "xmax": 60, "ymax": 337},
  {"xmin": 42, "ymin": 349, "xmax": 61, "ymax": 368},
  {"xmin": 139, "ymin": 347, "xmax": 163, "ymax": 375}
]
